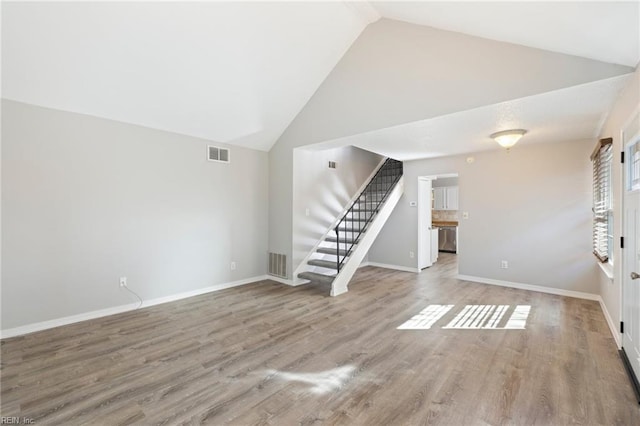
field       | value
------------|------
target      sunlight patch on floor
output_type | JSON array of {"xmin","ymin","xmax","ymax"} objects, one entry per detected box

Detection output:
[
  {"xmin": 397, "ymin": 304, "xmax": 454, "ymax": 329},
  {"xmin": 503, "ymin": 305, "xmax": 531, "ymax": 329},
  {"xmin": 398, "ymin": 304, "xmax": 531, "ymax": 330},
  {"xmin": 265, "ymin": 365, "xmax": 355, "ymax": 394}
]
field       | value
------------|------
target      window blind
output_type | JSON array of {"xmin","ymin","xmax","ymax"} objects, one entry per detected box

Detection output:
[{"xmin": 591, "ymin": 137, "xmax": 613, "ymax": 263}]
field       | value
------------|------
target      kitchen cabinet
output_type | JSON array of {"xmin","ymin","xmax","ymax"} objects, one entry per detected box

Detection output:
[
  {"xmin": 433, "ymin": 188, "xmax": 444, "ymax": 210},
  {"xmin": 433, "ymin": 186, "xmax": 458, "ymax": 210}
]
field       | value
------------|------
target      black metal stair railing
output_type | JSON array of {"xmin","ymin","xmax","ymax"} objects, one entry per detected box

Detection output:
[{"xmin": 334, "ymin": 158, "xmax": 403, "ymax": 272}]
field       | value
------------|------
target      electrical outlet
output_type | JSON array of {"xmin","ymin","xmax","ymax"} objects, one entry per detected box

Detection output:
[
  {"xmin": 501, "ymin": 260, "xmax": 508, "ymax": 269},
  {"xmin": 119, "ymin": 277, "xmax": 127, "ymax": 287},
  {"xmin": 230, "ymin": 261, "xmax": 236, "ymax": 271},
  {"xmin": 462, "ymin": 211, "xmax": 469, "ymax": 219},
  {"xmin": 409, "ymin": 251, "xmax": 415, "ymax": 259}
]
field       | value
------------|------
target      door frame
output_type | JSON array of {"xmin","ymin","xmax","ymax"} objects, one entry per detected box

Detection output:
[
  {"xmin": 620, "ymin": 105, "xmax": 639, "ymax": 334},
  {"xmin": 619, "ymin": 106, "xmax": 640, "ymax": 402},
  {"xmin": 417, "ymin": 177, "xmax": 434, "ymax": 270},
  {"xmin": 417, "ymin": 173, "xmax": 458, "ymax": 270}
]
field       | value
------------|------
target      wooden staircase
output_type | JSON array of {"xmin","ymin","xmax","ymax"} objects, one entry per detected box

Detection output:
[{"xmin": 296, "ymin": 158, "xmax": 403, "ymax": 294}]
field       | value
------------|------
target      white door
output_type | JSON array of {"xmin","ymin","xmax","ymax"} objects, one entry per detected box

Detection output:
[
  {"xmin": 622, "ymin": 135, "xmax": 640, "ymax": 381},
  {"xmin": 431, "ymin": 228, "xmax": 439, "ymax": 263},
  {"xmin": 418, "ymin": 179, "xmax": 433, "ymax": 269}
]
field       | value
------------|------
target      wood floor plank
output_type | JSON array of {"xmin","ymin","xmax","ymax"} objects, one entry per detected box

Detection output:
[{"xmin": 2, "ymin": 253, "xmax": 639, "ymax": 425}]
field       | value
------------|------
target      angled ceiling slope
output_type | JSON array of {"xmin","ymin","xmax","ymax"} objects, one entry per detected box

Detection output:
[
  {"xmin": 312, "ymin": 75, "xmax": 631, "ymax": 161},
  {"xmin": 274, "ymin": 18, "xmax": 634, "ymax": 154},
  {"xmin": 1, "ymin": 2, "xmax": 378, "ymax": 151},
  {"xmin": 372, "ymin": 1, "xmax": 640, "ymax": 67}
]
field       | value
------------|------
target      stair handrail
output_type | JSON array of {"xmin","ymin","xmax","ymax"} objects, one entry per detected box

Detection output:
[{"xmin": 335, "ymin": 158, "xmax": 403, "ymax": 272}]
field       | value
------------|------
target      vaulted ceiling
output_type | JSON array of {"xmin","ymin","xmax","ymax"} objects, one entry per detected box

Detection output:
[
  {"xmin": 372, "ymin": 1, "xmax": 639, "ymax": 67},
  {"xmin": 2, "ymin": 2, "xmax": 375, "ymax": 151},
  {"xmin": 3, "ymin": 2, "xmax": 639, "ymax": 158}
]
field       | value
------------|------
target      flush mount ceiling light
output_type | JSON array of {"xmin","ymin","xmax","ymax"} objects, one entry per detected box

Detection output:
[{"xmin": 490, "ymin": 129, "xmax": 527, "ymax": 150}]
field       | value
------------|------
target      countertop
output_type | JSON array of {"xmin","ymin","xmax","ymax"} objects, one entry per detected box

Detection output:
[{"xmin": 432, "ymin": 221, "xmax": 458, "ymax": 227}]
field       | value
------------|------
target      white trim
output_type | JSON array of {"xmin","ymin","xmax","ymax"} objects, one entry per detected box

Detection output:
[
  {"xmin": 598, "ymin": 296, "xmax": 621, "ymax": 348},
  {"xmin": 330, "ymin": 178, "xmax": 407, "ymax": 296},
  {"xmin": 456, "ymin": 274, "xmax": 600, "ymax": 301},
  {"xmin": 367, "ymin": 261, "xmax": 420, "ymax": 274},
  {"xmin": 1, "ymin": 303, "xmax": 139, "ymax": 340},
  {"xmin": 417, "ymin": 178, "xmax": 433, "ymax": 270},
  {"xmin": 266, "ymin": 275, "xmax": 307, "ymax": 286},
  {"xmin": 1, "ymin": 275, "xmax": 267, "ymax": 339},
  {"xmin": 455, "ymin": 274, "xmax": 624, "ymax": 345},
  {"xmin": 598, "ymin": 261, "xmax": 614, "ymax": 280}
]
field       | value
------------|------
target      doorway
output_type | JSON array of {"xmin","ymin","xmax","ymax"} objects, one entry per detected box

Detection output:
[{"xmin": 418, "ymin": 173, "xmax": 459, "ymax": 270}]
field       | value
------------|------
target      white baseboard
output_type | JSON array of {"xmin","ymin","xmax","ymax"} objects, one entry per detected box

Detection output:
[
  {"xmin": 138, "ymin": 275, "xmax": 270, "ymax": 308},
  {"xmin": 1, "ymin": 303, "xmax": 141, "ymax": 340},
  {"xmin": 273, "ymin": 261, "xmax": 375, "ymax": 289},
  {"xmin": 265, "ymin": 275, "xmax": 308, "ymax": 286},
  {"xmin": 455, "ymin": 274, "xmax": 622, "ymax": 347},
  {"xmin": 598, "ymin": 296, "xmax": 621, "ymax": 348},
  {"xmin": 366, "ymin": 261, "xmax": 420, "ymax": 274},
  {"xmin": 456, "ymin": 274, "xmax": 600, "ymax": 301},
  {"xmin": 0, "ymin": 275, "xmax": 268, "ymax": 339}
]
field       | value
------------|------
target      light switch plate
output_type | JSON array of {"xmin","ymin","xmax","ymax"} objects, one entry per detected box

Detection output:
[
  {"xmin": 409, "ymin": 201, "xmax": 417, "ymax": 207},
  {"xmin": 462, "ymin": 211, "xmax": 469, "ymax": 219}
]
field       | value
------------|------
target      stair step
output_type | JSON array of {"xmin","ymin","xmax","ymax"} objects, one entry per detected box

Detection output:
[
  {"xmin": 337, "ymin": 226, "xmax": 366, "ymax": 232},
  {"xmin": 353, "ymin": 204, "xmax": 379, "ymax": 210},
  {"xmin": 308, "ymin": 259, "xmax": 339, "ymax": 269},
  {"xmin": 360, "ymin": 194, "xmax": 388, "ymax": 200},
  {"xmin": 326, "ymin": 236, "xmax": 358, "ymax": 244},
  {"xmin": 316, "ymin": 246, "xmax": 354, "ymax": 256},
  {"xmin": 341, "ymin": 217, "xmax": 369, "ymax": 222},
  {"xmin": 297, "ymin": 271, "xmax": 336, "ymax": 285},
  {"xmin": 350, "ymin": 208, "xmax": 377, "ymax": 213},
  {"xmin": 316, "ymin": 247, "xmax": 338, "ymax": 255}
]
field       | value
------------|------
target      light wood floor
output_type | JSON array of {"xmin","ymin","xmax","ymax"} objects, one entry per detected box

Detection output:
[{"xmin": 2, "ymin": 253, "xmax": 639, "ymax": 425}]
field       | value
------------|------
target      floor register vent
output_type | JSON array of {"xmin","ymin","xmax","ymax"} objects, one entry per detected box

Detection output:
[{"xmin": 268, "ymin": 253, "xmax": 287, "ymax": 278}]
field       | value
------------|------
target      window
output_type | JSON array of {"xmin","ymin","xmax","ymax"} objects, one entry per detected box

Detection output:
[{"xmin": 591, "ymin": 137, "xmax": 613, "ymax": 263}]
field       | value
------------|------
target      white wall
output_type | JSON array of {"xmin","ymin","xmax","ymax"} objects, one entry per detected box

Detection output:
[
  {"xmin": 1, "ymin": 100, "xmax": 269, "ymax": 330},
  {"xmin": 369, "ymin": 138, "xmax": 599, "ymax": 295},
  {"xmin": 292, "ymin": 146, "xmax": 382, "ymax": 274},
  {"xmin": 432, "ymin": 177, "xmax": 458, "ymax": 188},
  {"xmin": 597, "ymin": 67, "xmax": 640, "ymax": 330},
  {"xmin": 268, "ymin": 18, "xmax": 631, "ymax": 278}
]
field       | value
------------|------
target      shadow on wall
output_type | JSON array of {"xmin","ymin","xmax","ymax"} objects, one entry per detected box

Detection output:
[{"xmin": 292, "ymin": 146, "xmax": 383, "ymax": 272}]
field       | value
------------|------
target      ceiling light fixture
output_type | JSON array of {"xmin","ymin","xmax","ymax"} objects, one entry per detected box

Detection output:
[{"xmin": 490, "ymin": 129, "xmax": 527, "ymax": 150}]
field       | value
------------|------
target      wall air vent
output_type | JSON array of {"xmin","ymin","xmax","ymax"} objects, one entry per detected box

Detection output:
[
  {"xmin": 208, "ymin": 146, "xmax": 230, "ymax": 163},
  {"xmin": 268, "ymin": 252, "xmax": 287, "ymax": 279}
]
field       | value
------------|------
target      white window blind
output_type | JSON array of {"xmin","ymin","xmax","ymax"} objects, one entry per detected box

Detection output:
[{"xmin": 591, "ymin": 137, "xmax": 613, "ymax": 263}]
